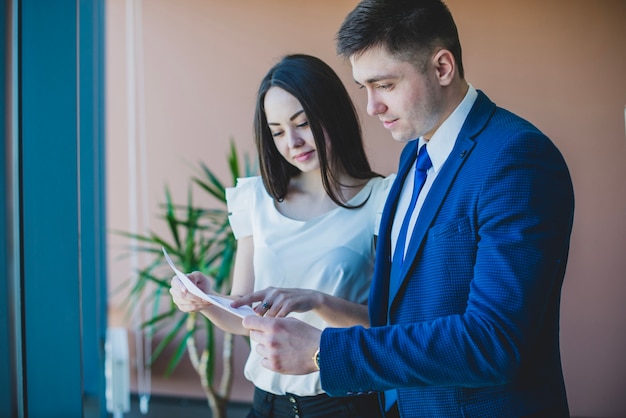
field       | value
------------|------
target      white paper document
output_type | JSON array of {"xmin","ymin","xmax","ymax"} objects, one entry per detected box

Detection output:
[{"xmin": 162, "ymin": 247, "xmax": 255, "ymax": 319}]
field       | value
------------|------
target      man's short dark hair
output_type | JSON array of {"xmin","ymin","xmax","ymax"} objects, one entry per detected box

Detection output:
[{"xmin": 336, "ymin": 0, "xmax": 464, "ymax": 78}]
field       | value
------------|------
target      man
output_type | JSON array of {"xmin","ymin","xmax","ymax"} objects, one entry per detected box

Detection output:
[{"xmin": 242, "ymin": 1, "xmax": 574, "ymax": 416}]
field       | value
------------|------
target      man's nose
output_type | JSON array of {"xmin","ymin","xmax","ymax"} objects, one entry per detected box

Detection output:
[{"xmin": 366, "ymin": 92, "xmax": 386, "ymax": 116}]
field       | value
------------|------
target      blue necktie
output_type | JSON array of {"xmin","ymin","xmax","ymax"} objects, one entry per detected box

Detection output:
[
  {"xmin": 385, "ymin": 144, "xmax": 431, "ymax": 412},
  {"xmin": 389, "ymin": 144, "xmax": 432, "ymax": 289}
]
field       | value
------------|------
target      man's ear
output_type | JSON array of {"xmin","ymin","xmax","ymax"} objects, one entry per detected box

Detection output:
[{"xmin": 433, "ymin": 49, "xmax": 456, "ymax": 86}]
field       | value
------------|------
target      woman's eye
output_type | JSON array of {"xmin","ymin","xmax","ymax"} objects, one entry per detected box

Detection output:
[
  {"xmin": 296, "ymin": 121, "xmax": 309, "ymax": 128},
  {"xmin": 271, "ymin": 130, "xmax": 283, "ymax": 138}
]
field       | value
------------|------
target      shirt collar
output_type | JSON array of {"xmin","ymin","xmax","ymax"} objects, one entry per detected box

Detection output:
[{"xmin": 417, "ymin": 84, "xmax": 478, "ymax": 173}]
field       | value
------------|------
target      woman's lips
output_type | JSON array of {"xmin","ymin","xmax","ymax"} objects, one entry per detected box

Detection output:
[{"xmin": 293, "ymin": 150, "xmax": 314, "ymax": 163}]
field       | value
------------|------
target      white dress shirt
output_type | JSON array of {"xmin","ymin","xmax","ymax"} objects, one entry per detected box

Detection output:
[{"xmin": 391, "ymin": 85, "xmax": 478, "ymax": 259}]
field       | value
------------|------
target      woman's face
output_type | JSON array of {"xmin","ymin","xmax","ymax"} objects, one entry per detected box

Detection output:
[{"xmin": 264, "ymin": 86, "xmax": 320, "ymax": 172}]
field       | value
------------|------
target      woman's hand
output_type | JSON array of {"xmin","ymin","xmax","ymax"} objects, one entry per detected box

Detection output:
[
  {"xmin": 169, "ymin": 271, "xmax": 215, "ymax": 313},
  {"xmin": 231, "ymin": 287, "xmax": 323, "ymax": 318}
]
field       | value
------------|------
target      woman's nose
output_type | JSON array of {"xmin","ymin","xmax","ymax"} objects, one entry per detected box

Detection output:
[{"xmin": 287, "ymin": 130, "xmax": 305, "ymax": 148}]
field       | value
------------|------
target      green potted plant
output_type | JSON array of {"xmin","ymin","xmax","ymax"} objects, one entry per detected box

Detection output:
[{"xmin": 117, "ymin": 141, "xmax": 256, "ymax": 418}]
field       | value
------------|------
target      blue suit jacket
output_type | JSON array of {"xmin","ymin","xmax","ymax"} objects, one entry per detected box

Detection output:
[{"xmin": 320, "ymin": 91, "xmax": 574, "ymax": 417}]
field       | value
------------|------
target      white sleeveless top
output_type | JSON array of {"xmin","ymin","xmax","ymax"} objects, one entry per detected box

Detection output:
[{"xmin": 226, "ymin": 174, "xmax": 395, "ymax": 396}]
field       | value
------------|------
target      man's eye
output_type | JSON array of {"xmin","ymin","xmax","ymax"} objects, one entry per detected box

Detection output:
[{"xmin": 377, "ymin": 84, "xmax": 392, "ymax": 90}]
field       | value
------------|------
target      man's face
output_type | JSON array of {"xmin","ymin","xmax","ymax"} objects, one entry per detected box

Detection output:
[{"xmin": 350, "ymin": 45, "xmax": 446, "ymax": 142}]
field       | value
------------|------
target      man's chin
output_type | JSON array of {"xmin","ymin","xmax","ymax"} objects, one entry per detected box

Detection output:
[{"xmin": 391, "ymin": 132, "xmax": 415, "ymax": 143}]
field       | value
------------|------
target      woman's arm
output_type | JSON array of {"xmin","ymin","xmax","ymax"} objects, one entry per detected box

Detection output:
[{"xmin": 232, "ymin": 286, "xmax": 370, "ymax": 327}]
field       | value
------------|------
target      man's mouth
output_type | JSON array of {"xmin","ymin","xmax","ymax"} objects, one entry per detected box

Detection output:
[{"xmin": 382, "ymin": 118, "xmax": 398, "ymax": 130}]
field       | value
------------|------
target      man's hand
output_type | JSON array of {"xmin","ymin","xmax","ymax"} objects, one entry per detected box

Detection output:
[{"xmin": 242, "ymin": 315, "xmax": 322, "ymax": 375}]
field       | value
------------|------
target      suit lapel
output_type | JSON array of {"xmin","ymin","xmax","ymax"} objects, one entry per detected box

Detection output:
[
  {"xmin": 369, "ymin": 140, "xmax": 418, "ymax": 326},
  {"xmin": 387, "ymin": 91, "xmax": 496, "ymax": 308}
]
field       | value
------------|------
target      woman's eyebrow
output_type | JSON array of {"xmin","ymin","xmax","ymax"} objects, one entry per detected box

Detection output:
[
  {"xmin": 268, "ymin": 109, "xmax": 305, "ymax": 126},
  {"xmin": 289, "ymin": 109, "xmax": 305, "ymax": 121}
]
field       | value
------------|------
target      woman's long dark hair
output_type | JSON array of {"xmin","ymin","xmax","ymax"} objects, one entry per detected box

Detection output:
[{"xmin": 253, "ymin": 54, "xmax": 379, "ymax": 207}]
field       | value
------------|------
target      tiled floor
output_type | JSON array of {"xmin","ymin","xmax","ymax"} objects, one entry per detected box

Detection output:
[
  {"xmin": 114, "ymin": 395, "xmax": 251, "ymax": 418},
  {"xmin": 107, "ymin": 394, "xmax": 598, "ymax": 418}
]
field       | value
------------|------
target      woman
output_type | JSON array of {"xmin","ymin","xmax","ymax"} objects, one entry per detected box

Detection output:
[{"xmin": 170, "ymin": 54, "xmax": 393, "ymax": 418}]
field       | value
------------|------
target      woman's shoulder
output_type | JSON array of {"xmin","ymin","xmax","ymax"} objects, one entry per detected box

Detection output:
[
  {"xmin": 369, "ymin": 173, "xmax": 396, "ymax": 197},
  {"xmin": 347, "ymin": 174, "xmax": 395, "ymax": 210},
  {"xmin": 365, "ymin": 174, "xmax": 395, "ymax": 236},
  {"xmin": 234, "ymin": 175, "xmax": 263, "ymax": 188},
  {"xmin": 225, "ymin": 176, "xmax": 264, "ymax": 207},
  {"xmin": 228, "ymin": 175, "xmax": 264, "ymax": 193}
]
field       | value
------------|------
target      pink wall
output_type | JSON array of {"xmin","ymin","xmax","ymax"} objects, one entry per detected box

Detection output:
[{"xmin": 106, "ymin": 1, "xmax": 626, "ymax": 416}]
